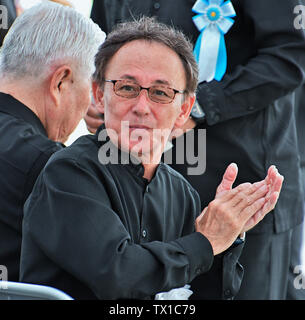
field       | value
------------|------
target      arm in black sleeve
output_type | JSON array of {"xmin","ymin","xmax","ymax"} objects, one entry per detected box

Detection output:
[
  {"xmin": 190, "ymin": 236, "xmax": 244, "ymax": 300},
  {"xmin": 22, "ymin": 158, "xmax": 214, "ymax": 299},
  {"xmin": 198, "ymin": 0, "xmax": 305, "ymax": 125}
]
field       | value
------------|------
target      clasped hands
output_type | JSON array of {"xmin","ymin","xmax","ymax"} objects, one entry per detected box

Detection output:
[{"xmin": 196, "ymin": 163, "xmax": 283, "ymax": 255}]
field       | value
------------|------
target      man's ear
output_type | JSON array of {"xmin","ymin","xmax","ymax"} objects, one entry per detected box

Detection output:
[
  {"xmin": 49, "ymin": 65, "xmax": 72, "ymax": 107},
  {"xmin": 174, "ymin": 94, "xmax": 196, "ymax": 128},
  {"xmin": 92, "ymin": 81, "xmax": 105, "ymax": 114}
]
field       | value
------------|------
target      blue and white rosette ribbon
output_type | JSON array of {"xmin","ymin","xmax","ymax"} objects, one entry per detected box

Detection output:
[{"xmin": 192, "ymin": 0, "xmax": 236, "ymax": 82}]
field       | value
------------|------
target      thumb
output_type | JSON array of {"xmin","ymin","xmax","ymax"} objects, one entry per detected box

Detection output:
[{"xmin": 215, "ymin": 163, "xmax": 238, "ymax": 198}]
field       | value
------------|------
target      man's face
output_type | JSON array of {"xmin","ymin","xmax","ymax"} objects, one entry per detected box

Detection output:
[{"xmin": 96, "ymin": 40, "xmax": 194, "ymax": 162}]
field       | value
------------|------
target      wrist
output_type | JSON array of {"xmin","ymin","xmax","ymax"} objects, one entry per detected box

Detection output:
[
  {"xmin": 190, "ymin": 101, "xmax": 206, "ymax": 124},
  {"xmin": 232, "ymin": 232, "xmax": 246, "ymax": 247}
]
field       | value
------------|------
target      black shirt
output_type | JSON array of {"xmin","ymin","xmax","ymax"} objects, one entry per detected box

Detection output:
[
  {"xmin": 0, "ymin": 93, "xmax": 63, "ymax": 281},
  {"xmin": 20, "ymin": 125, "xmax": 242, "ymax": 300}
]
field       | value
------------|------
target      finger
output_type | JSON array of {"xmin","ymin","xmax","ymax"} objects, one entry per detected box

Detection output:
[
  {"xmin": 270, "ymin": 174, "xmax": 284, "ymax": 194},
  {"xmin": 240, "ymin": 197, "xmax": 266, "ymax": 225},
  {"xmin": 263, "ymin": 166, "xmax": 276, "ymax": 200},
  {"xmin": 84, "ymin": 113, "xmax": 104, "ymax": 128},
  {"xmin": 260, "ymin": 191, "xmax": 280, "ymax": 216},
  {"xmin": 216, "ymin": 182, "xmax": 252, "ymax": 204},
  {"xmin": 239, "ymin": 180, "xmax": 266, "ymax": 197},
  {"xmin": 243, "ymin": 191, "xmax": 279, "ymax": 232},
  {"xmin": 84, "ymin": 117, "xmax": 104, "ymax": 134},
  {"xmin": 265, "ymin": 166, "xmax": 279, "ymax": 190},
  {"xmin": 232, "ymin": 183, "xmax": 268, "ymax": 209},
  {"xmin": 215, "ymin": 163, "xmax": 238, "ymax": 198},
  {"xmin": 266, "ymin": 165, "xmax": 277, "ymax": 181},
  {"xmin": 195, "ymin": 207, "xmax": 208, "ymax": 226},
  {"xmin": 86, "ymin": 103, "xmax": 102, "ymax": 118}
]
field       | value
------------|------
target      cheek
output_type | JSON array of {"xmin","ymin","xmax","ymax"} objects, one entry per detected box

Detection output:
[
  {"xmin": 104, "ymin": 95, "xmax": 130, "ymax": 125},
  {"xmin": 80, "ymin": 87, "xmax": 91, "ymax": 112},
  {"xmin": 154, "ymin": 106, "xmax": 181, "ymax": 129}
]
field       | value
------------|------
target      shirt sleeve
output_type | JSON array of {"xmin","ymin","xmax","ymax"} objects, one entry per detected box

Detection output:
[
  {"xmin": 190, "ymin": 242, "xmax": 244, "ymax": 300},
  {"xmin": 22, "ymin": 157, "xmax": 214, "ymax": 299},
  {"xmin": 23, "ymin": 143, "xmax": 63, "ymax": 202},
  {"xmin": 197, "ymin": 0, "xmax": 305, "ymax": 125}
]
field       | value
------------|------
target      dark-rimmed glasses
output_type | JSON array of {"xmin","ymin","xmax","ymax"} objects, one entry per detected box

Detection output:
[{"xmin": 104, "ymin": 79, "xmax": 185, "ymax": 104}]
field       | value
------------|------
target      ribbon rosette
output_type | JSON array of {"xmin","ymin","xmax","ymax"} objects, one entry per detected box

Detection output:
[{"xmin": 192, "ymin": 0, "xmax": 236, "ymax": 82}]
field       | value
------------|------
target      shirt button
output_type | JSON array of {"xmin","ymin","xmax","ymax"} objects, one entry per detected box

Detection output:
[
  {"xmin": 196, "ymin": 268, "xmax": 202, "ymax": 275},
  {"xmin": 209, "ymin": 110, "xmax": 221, "ymax": 122},
  {"xmin": 154, "ymin": 2, "xmax": 160, "ymax": 10},
  {"xmin": 142, "ymin": 230, "xmax": 147, "ymax": 238},
  {"xmin": 213, "ymin": 113, "xmax": 220, "ymax": 122},
  {"xmin": 224, "ymin": 289, "xmax": 232, "ymax": 299}
]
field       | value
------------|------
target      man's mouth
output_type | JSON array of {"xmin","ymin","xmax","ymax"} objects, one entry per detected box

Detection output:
[{"xmin": 129, "ymin": 124, "xmax": 151, "ymax": 130}]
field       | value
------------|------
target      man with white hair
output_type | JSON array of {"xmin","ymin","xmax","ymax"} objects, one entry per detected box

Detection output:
[{"xmin": 0, "ymin": 2, "xmax": 105, "ymax": 282}]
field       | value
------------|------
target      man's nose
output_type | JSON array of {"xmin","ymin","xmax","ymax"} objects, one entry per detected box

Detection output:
[{"xmin": 132, "ymin": 89, "xmax": 151, "ymax": 115}]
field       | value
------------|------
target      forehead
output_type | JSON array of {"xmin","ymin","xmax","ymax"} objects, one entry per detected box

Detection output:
[{"xmin": 104, "ymin": 40, "xmax": 186, "ymax": 88}]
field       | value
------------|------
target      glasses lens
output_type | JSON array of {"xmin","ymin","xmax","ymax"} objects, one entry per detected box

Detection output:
[
  {"xmin": 114, "ymin": 80, "xmax": 139, "ymax": 98},
  {"xmin": 149, "ymin": 86, "xmax": 175, "ymax": 104}
]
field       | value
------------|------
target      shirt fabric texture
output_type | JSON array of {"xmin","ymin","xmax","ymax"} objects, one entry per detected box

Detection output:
[
  {"xmin": 20, "ymin": 125, "xmax": 243, "ymax": 300},
  {"xmin": 0, "ymin": 93, "xmax": 63, "ymax": 281}
]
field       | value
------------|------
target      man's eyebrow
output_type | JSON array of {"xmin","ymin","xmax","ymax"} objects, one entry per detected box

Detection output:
[
  {"xmin": 120, "ymin": 74, "xmax": 171, "ymax": 86},
  {"xmin": 120, "ymin": 74, "xmax": 137, "ymax": 81}
]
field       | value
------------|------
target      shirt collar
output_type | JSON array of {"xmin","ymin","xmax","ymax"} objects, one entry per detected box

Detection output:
[{"xmin": 0, "ymin": 92, "xmax": 48, "ymax": 137}]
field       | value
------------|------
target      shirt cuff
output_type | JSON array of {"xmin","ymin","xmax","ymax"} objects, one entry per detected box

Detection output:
[
  {"xmin": 197, "ymin": 80, "xmax": 226, "ymax": 125},
  {"xmin": 175, "ymin": 232, "xmax": 214, "ymax": 282}
]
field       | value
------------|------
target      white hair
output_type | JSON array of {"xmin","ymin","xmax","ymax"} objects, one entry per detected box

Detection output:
[{"xmin": 0, "ymin": 2, "xmax": 105, "ymax": 81}]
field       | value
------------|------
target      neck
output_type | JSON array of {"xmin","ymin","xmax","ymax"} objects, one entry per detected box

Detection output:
[
  {"xmin": 0, "ymin": 78, "xmax": 62, "ymax": 142},
  {"xmin": 142, "ymin": 163, "xmax": 159, "ymax": 181},
  {"xmin": 136, "ymin": 150, "xmax": 162, "ymax": 181}
]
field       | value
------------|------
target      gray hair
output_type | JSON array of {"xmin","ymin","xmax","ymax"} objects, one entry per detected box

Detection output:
[
  {"xmin": 93, "ymin": 16, "xmax": 198, "ymax": 94},
  {"xmin": 0, "ymin": 2, "xmax": 105, "ymax": 80}
]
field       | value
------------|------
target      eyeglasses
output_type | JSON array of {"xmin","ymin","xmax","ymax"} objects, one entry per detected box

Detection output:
[{"xmin": 104, "ymin": 79, "xmax": 185, "ymax": 104}]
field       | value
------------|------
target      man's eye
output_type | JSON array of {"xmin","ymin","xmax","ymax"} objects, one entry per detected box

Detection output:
[
  {"xmin": 119, "ymin": 85, "xmax": 136, "ymax": 92},
  {"xmin": 155, "ymin": 90, "xmax": 167, "ymax": 96},
  {"xmin": 153, "ymin": 88, "xmax": 170, "ymax": 97}
]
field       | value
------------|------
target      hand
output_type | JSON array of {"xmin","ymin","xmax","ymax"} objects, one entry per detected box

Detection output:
[
  {"xmin": 84, "ymin": 101, "xmax": 104, "ymax": 134},
  {"xmin": 242, "ymin": 166, "xmax": 283, "ymax": 232},
  {"xmin": 195, "ymin": 181, "xmax": 269, "ymax": 255},
  {"xmin": 215, "ymin": 162, "xmax": 238, "ymax": 198},
  {"xmin": 215, "ymin": 164, "xmax": 283, "ymax": 232},
  {"xmin": 195, "ymin": 164, "xmax": 284, "ymax": 255}
]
